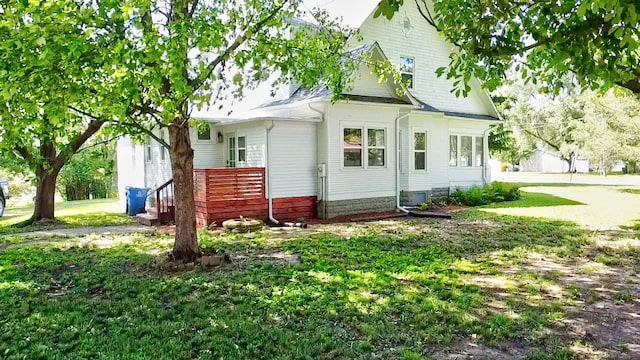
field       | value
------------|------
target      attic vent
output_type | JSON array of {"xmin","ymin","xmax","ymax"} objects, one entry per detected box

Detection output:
[{"xmin": 400, "ymin": 13, "xmax": 414, "ymax": 36}]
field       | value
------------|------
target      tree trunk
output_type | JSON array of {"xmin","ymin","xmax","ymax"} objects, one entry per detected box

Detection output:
[
  {"xmin": 32, "ymin": 169, "xmax": 60, "ymax": 223},
  {"xmin": 169, "ymin": 122, "xmax": 200, "ymax": 262}
]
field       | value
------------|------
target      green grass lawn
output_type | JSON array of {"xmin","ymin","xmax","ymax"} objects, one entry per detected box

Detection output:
[
  {"xmin": 1, "ymin": 209, "xmax": 639, "ymax": 358},
  {"xmin": 1, "ymin": 185, "xmax": 640, "ymax": 358},
  {"xmin": 482, "ymin": 185, "xmax": 640, "ymax": 230},
  {"xmin": 0, "ymin": 199, "xmax": 133, "ymax": 234}
]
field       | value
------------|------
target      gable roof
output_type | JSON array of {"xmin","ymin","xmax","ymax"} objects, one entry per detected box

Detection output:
[
  {"xmin": 257, "ymin": 42, "xmax": 417, "ymax": 109},
  {"xmin": 255, "ymin": 42, "xmax": 499, "ymax": 121}
]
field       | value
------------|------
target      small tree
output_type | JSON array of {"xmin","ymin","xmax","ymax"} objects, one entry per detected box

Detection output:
[{"xmin": 0, "ymin": 1, "xmax": 130, "ymax": 223}]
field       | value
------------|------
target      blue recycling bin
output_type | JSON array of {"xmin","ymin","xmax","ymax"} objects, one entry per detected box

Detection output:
[{"xmin": 125, "ymin": 187, "xmax": 150, "ymax": 216}]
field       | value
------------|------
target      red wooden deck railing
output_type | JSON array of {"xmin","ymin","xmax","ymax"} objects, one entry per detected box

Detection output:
[
  {"xmin": 193, "ymin": 167, "xmax": 316, "ymax": 227},
  {"xmin": 194, "ymin": 168, "xmax": 267, "ymax": 226}
]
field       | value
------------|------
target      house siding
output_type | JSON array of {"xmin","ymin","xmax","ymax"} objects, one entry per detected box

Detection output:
[
  {"xmin": 344, "ymin": 62, "xmax": 398, "ymax": 98},
  {"xmin": 402, "ymin": 114, "xmax": 490, "ymax": 195},
  {"xmin": 269, "ymin": 121, "xmax": 318, "ymax": 198},
  {"xmin": 191, "ymin": 124, "xmax": 220, "ymax": 169},
  {"xmin": 351, "ymin": 0, "xmax": 493, "ymax": 116},
  {"xmin": 116, "ymin": 137, "xmax": 146, "ymax": 206},
  {"xmin": 325, "ymin": 102, "xmax": 398, "ymax": 202},
  {"xmin": 144, "ymin": 128, "xmax": 173, "ymax": 189}
]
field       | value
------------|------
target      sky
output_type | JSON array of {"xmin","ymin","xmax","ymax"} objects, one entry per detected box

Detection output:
[
  {"xmin": 193, "ymin": 0, "xmax": 380, "ymax": 119},
  {"xmin": 302, "ymin": 0, "xmax": 378, "ymax": 28}
]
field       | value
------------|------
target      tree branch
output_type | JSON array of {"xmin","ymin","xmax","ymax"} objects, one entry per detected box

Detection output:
[
  {"xmin": 77, "ymin": 135, "xmax": 123, "ymax": 153},
  {"xmin": 54, "ymin": 118, "xmax": 106, "ymax": 171},
  {"xmin": 186, "ymin": 0, "xmax": 290, "ymax": 96}
]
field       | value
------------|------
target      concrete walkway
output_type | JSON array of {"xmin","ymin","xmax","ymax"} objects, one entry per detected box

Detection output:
[
  {"xmin": 1, "ymin": 225, "xmax": 155, "ymax": 239},
  {"xmin": 0, "ymin": 225, "xmax": 161, "ymax": 251}
]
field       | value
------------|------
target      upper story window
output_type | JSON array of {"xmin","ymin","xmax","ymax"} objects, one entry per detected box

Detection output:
[
  {"xmin": 197, "ymin": 124, "xmax": 211, "ymax": 141},
  {"xmin": 399, "ymin": 56, "xmax": 414, "ymax": 89}
]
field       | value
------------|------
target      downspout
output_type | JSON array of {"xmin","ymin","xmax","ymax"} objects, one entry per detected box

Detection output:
[
  {"xmin": 266, "ymin": 121, "xmax": 279, "ymax": 224},
  {"xmin": 396, "ymin": 111, "xmax": 412, "ymax": 214},
  {"xmin": 482, "ymin": 127, "xmax": 492, "ymax": 184},
  {"xmin": 308, "ymin": 103, "xmax": 327, "ymax": 219}
]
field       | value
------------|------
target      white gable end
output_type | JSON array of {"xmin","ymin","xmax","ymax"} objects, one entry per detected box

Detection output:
[
  {"xmin": 353, "ymin": 1, "xmax": 496, "ymax": 117},
  {"xmin": 344, "ymin": 61, "xmax": 398, "ymax": 99}
]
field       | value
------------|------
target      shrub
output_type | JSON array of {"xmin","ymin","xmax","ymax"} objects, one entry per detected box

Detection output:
[
  {"xmin": 449, "ymin": 182, "xmax": 521, "ymax": 206},
  {"xmin": 58, "ymin": 141, "xmax": 115, "ymax": 201}
]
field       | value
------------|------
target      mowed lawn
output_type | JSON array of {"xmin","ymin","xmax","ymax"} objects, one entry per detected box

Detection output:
[
  {"xmin": 0, "ymin": 199, "xmax": 133, "ymax": 233},
  {"xmin": 483, "ymin": 184, "xmax": 640, "ymax": 230},
  {"xmin": 1, "ymin": 186, "xmax": 639, "ymax": 359}
]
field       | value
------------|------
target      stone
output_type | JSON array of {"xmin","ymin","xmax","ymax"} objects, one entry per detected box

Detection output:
[{"xmin": 200, "ymin": 255, "xmax": 224, "ymax": 267}]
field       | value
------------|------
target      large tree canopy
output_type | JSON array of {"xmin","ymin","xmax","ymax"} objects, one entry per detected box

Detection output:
[
  {"xmin": 0, "ymin": 1, "xmax": 126, "ymax": 223},
  {"xmin": 376, "ymin": 0, "xmax": 640, "ymax": 95},
  {"xmin": 2, "ymin": 0, "xmax": 352, "ymax": 260}
]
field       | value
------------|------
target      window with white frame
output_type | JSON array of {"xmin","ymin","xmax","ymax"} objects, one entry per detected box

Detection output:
[
  {"xmin": 414, "ymin": 131, "xmax": 427, "ymax": 170},
  {"xmin": 343, "ymin": 127, "xmax": 386, "ymax": 168},
  {"xmin": 449, "ymin": 135, "xmax": 485, "ymax": 167},
  {"xmin": 475, "ymin": 136, "xmax": 484, "ymax": 167},
  {"xmin": 343, "ymin": 128, "xmax": 363, "ymax": 167},
  {"xmin": 197, "ymin": 124, "xmax": 211, "ymax": 141},
  {"xmin": 368, "ymin": 128, "xmax": 386, "ymax": 167},
  {"xmin": 145, "ymin": 136, "xmax": 152, "ymax": 162},
  {"xmin": 226, "ymin": 133, "xmax": 247, "ymax": 167},
  {"xmin": 237, "ymin": 136, "xmax": 246, "ymax": 163},
  {"xmin": 460, "ymin": 136, "xmax": 472, "ymax": 167},
  {"xmin": 449, "ymin": 135, "xmax": 457, "ymax": 166},
  {"xmin": 160, "ymin": 130, "xmax": 167, "ymax": 161},
  {"xmin": 399, "ymin": 56, "xmax": 415, "ymax": 89}
]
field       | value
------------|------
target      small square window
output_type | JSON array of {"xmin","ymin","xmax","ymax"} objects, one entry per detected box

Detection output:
[{"xmin": 197, "ymin": 125, "xmax": 211, "ymax": 141}]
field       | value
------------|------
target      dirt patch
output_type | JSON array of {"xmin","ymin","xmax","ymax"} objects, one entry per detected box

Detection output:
[
  {"xmin": 429, "ymin": 340, "xmax": 534, "ymax": 360},
  {"xmin": 474, "ymin": 251, "xmax": 640, "ymax": 358},
  {"xmin": 156, "ymin": 250, "xmax": 301, "ymax": 272}
]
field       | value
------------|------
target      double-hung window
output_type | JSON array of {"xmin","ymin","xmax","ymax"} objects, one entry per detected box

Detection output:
[
  {"xmin": 343, "ymin": 127, "xmax": 386, "ymax": 168},
  {"xmin": 367, "ymin": 129, "xmax": 386, "ymax": 167},
  {"xmin": 449, "ymin": 135, "xmax": 484, "ymax": 168},
  {"xmin": 414, "ymin": 131, "xmax": 427, "ymax": 170},
  {"xmin": 159, "ymin": 129, "xmax": 167, "ymax": 161},
  {"xmin": 399, "ymin": 56, "xmax": 415, "ymax": 89},
  {"xmin": 145, "ymin": 136, "xmax": 152, "ymax": 162}
]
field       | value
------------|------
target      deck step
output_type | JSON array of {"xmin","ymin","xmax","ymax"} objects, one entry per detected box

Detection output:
[{"xmin": 136, "ymin": 212, "xmax": 160, "ymax": 226}]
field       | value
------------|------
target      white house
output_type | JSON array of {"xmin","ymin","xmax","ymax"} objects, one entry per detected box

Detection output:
[
  {"xmin": 117, "ymin": 1, "xmax": 501, "ymax": 225},
  {"xmin": 519, "ymin": 149, "xmax": 589, "ymax": 173}
]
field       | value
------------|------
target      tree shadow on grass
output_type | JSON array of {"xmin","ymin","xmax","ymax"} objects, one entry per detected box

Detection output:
[
  {"xmin": 619, "ymin": 188, "xmax": 640, "ymax": 195},
  {"xmin": 1, "ymin": 214, "xmax": 636, "ymax": 359}
]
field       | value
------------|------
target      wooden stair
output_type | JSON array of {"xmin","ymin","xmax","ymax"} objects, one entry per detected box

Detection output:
[
  {"xmin": 136, "ymin": 179, "xmax": 175, "ymax": 226},
  {"xmin": 136, "ymin": 208, "xmax": 160, "ymax": 226}
]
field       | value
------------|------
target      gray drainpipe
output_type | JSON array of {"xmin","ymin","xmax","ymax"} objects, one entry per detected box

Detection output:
[
  {"xmin": 482, "ymin": 127, "xmax": 492, "ymax": 184},
  {"xmin": 396, "ymin": 111, "xmax": 411, "ymax": 213},
  {"xmin": 266, "ymin": 121, "xmax": 279, "ymax": 224},
  {"xmin": 308, "ymin": 103, "xmax": 327, "ymax": 219}
]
